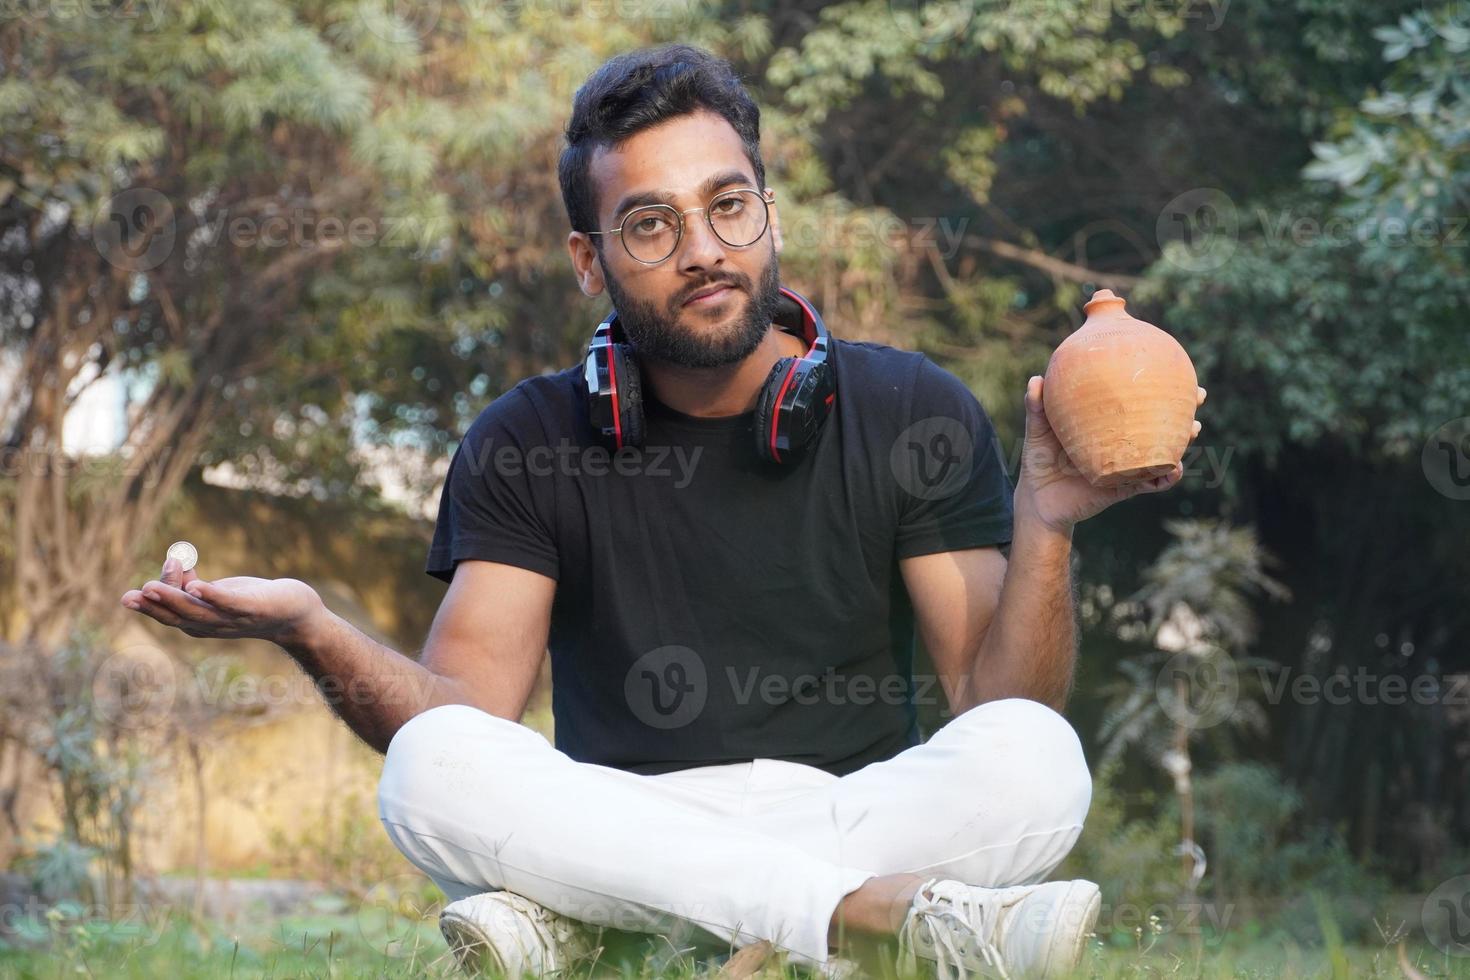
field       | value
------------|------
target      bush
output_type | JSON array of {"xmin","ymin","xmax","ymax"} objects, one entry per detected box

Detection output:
[
  {"xmin": 1193, "ymin": 762, "xmax": 1390, "ymax": 944},
  {"xmin": 1064, "ymin": 761, "xmax": 1392, "ymax": 946},
  {"xmin": 1059, "ymin": 761, "xmax": 1180, "ymax": 927}
]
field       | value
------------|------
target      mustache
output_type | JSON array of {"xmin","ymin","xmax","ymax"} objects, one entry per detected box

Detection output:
[{"xmin": 672, "ymin": 273, "xmax": 750, "ymax": 309}]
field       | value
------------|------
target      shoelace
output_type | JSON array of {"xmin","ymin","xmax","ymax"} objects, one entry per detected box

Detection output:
[
  {"xmin": 897, "ymin": 879, "xmax": 1010, "ymax": 980},
  {"xmin": 521, "ymin": 901, "xmax": 587, "ymax": 956}
]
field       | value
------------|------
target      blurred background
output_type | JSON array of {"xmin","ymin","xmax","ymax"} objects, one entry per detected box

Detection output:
[{"xmin": 2, "ymin": 0, "xmax": 1469, "ymax": 975}]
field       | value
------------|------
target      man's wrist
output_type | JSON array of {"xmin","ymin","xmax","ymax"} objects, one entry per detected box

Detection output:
[
  {"xmin": 278, "ymin": 603, "xmax": 335, "ymax": 656},
  {"xmin": 1012, "ymin": 490, "xmax": 1077, "ymax": 543}
]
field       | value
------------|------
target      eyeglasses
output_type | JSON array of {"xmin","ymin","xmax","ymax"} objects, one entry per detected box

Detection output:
[{"xmin": 587, "ymin": 187, "xmax": 773, "ymax": 265}]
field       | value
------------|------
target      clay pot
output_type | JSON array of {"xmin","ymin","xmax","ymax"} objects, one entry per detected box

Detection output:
[{"xmin": 1042, "ymin": 289, "xmax": 1198, "ymax": 487}]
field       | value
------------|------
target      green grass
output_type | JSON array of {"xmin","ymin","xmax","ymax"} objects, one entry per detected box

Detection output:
[
  {"xmin": 0, "ymin": 905, "xmax": 458, "ymax": 979},
  {"xmin": 4, "ymin": 904, "xmax": 1470, "ymax": 979}
]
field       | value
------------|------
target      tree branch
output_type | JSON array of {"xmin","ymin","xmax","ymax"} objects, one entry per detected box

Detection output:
[{"xmin": 962, "ymin": 234, "xmax": 1143, "ymax": 289}]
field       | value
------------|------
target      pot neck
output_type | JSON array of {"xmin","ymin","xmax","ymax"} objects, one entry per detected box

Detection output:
[{"xmin": 1083, "ymin": 288, "xmax": 1129, "ymax": 318}]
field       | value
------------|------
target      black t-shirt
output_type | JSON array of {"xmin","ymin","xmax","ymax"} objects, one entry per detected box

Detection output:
[{"xmin": 425, "ymin": 336, "xmax": 1014, "ymax": 776}]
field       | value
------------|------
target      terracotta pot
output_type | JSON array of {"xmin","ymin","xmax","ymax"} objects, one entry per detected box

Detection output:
[{"xmin": 1042, "ymin": 288, "xmax": 1198, "ymax": 487}]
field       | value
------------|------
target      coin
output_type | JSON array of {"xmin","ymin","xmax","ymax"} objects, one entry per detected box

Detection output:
[{"xmin": 166, "ymin": 540, "xmax": 198, "ymax": 572}]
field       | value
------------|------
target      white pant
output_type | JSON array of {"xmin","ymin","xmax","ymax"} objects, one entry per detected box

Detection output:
[{"xmin": 377, "ymin": 698, "xmax": 1091, "ymax": 968}]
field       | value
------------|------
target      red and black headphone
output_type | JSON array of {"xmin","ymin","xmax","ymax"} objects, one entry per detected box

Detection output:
[{"xmin": 584, "ymin": 285, "xmax": 835, "ymax": 464}]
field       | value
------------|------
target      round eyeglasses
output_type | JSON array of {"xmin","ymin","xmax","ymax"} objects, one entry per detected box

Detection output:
[{"xmin": 587, "ymin": 187, "xmax": 773, "ymax": 265}]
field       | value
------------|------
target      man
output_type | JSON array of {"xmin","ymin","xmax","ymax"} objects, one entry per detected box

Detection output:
[{"xmin": 122, "ymin": 44, "xmax": 1203, "ymax": 979}]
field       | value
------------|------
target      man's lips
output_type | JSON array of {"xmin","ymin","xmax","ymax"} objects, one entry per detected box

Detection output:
[{"xmin": 682, "ymin": 283, "xmax": 740, "ymax": 307}]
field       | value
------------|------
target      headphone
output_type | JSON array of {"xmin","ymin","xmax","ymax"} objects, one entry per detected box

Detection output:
[{"xmin": 583, "ymin": 285, "xmax": 836, "ymax": 464}]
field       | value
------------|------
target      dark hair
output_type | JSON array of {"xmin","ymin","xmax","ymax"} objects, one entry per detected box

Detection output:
[{"xmin": 558, "ymin": 44, "xmax": 766, "ymax": 236}]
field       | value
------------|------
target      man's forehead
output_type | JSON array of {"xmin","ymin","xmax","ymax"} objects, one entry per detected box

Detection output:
[{"xmin": 588, "ymin": 111, "xmax": 756, "ymax": 217}]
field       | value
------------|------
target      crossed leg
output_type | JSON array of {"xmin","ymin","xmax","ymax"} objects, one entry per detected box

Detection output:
[
  {"xmin": 731, "ymin": 698, "xmax": 1093, "ymax": 950},
  {"xmin": 376, "ymin": 698, "xmax": 1092, "ymax": 968}
]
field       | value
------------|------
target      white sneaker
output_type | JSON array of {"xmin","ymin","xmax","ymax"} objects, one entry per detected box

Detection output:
[
  {"xmin": 439, "ymin": 890, "xmax": 597, "ymax": 977},
  {"xmin": 821, "ymin": 954, "xmax": 866, "ymax": 980},
  {"xmin": 897, "ymin": 878, "xmax": 1100, "ymax": 979}
]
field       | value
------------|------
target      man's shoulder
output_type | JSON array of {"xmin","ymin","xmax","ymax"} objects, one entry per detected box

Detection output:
[
  {"xmin": 465, "ymin": 365, "xmax": 583, "ymax": 438},
  {"xmin": 832, "ymin": 337, "xmax": 980, "ymax": 415},
  {"xmin": 832, "ymin": 336, "xmax": 925, "ymax": 370},
  {"xmin": 832, "ymin": 337, "xmax": 926, "ymax": 397}
]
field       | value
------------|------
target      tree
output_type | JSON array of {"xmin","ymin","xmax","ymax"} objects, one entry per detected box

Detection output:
[
  {"xmin": 0, "ymin": 0, "xmax": 761, "ymax": 877},
  {"xmin": 1099, "ymin": 518, "xmax": 1289, "ymax": 959},
  {"xmin": 1136, "ymin": 9, "xmax": 1470, "ymax": 865}
]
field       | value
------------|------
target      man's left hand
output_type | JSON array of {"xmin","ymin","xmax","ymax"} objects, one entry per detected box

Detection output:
[{"xmin": 1014, "ymin": 375, "xmax": 1207, "ymax": 534}]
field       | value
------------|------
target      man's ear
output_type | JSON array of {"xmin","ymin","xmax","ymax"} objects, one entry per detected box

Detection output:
[
  {"xmin": 567, "ymin": 231, "xmax": 606, "ymax": 297},
  {"xmin": 765, "ymin": 187, "xmax": 782, "ymax": 255}
]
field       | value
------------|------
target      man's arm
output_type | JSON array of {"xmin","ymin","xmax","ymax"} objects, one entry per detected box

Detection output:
[
  {"xmin": 901, "ymin": 375, "xmax": 1204, "ymax": 716},
  {"xmin": 123, "ymin": 558, "xmax": 554, "ymax": 753},
  {"xmin": 279, "ymin": 559, "xmax": 553, "ymax": 751},
  {"xmin": 901, "ymin": 520, "xmax": 1076, "ymax": 715}
]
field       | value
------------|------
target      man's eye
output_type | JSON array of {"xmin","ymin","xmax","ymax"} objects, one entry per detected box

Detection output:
[
  {"xmin": 631, "ymin": 215, "xmax": 671, "ymax": 235},
  {"xmin": 711, "ymin": 197, "xmax": 744, "ymax": 215}
]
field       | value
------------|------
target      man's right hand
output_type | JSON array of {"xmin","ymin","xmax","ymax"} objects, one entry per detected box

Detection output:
[{"xmin": 121, "ymin": 557, "xmax": 325, "ymax": 646}]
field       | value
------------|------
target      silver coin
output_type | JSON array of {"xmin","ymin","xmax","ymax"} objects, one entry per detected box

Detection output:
[{"xmin": 166, "ymin": 540, "xmax": 198, "ymax": 572}]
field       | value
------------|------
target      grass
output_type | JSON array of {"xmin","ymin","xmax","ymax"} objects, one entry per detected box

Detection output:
[
  {"xmin": 4, "ymin": 897, "xmax": 1470, "ymax": 978},
  {"xmin": 0, "ymin": 903, "xmax": 458, "ymax": 979}
]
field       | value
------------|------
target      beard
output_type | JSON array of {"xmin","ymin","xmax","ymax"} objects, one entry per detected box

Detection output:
[{"xmin": 601, "ymin": 250, "xmax": 782, "ymax": 370}]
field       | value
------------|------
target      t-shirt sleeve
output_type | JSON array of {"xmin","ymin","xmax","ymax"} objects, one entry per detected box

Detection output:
[
  {"xmin": 425, "ymin": 388, "xmax": 559, "ymax": 584},
  {"xmin": 892, "ymin": 356, "xmax": 1014, "ymax": 559}
]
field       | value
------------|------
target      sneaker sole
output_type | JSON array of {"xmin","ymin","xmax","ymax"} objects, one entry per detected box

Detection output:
[
  {"xmin": 1035, "ymin": 881, "xmax": 1101, "ymax": 978},
  {"xmin": 440, "ymin": 910, "xmax": 510, "ymax": 977}
]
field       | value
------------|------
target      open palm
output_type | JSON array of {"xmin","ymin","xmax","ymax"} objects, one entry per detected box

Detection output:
[{"xmin": 122, "ymin": 570, "xmax": 322, "ymax": 644}]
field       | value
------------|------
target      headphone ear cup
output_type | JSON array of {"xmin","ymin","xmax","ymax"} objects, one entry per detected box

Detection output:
[
  {"xmin": 610, "ymin": 343, "xmax": 645, "ymax": 449},
  {"xmin": 753, "ymin": 356, "xmax": 795, "ymax": 463}
]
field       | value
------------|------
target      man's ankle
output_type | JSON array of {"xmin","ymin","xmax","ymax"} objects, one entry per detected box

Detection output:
[{"xmin": 828, "ymin": 872, "xmax": 927, "ymax": 946}]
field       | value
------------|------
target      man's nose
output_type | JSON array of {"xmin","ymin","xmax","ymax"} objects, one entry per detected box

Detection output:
[{"xmin": 676, "ymin": 211, "xmax": 728, "ymax": 274}]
